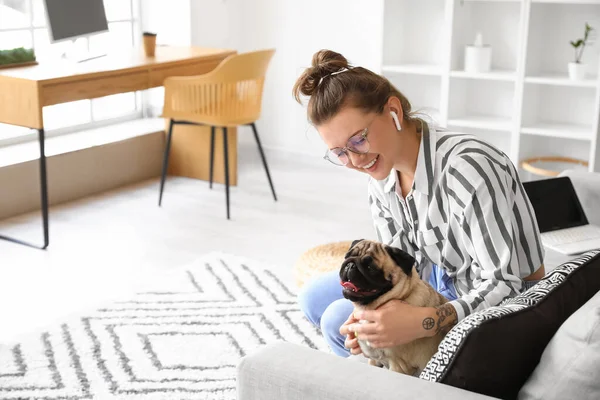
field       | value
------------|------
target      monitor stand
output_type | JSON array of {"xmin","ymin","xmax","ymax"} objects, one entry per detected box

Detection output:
[
  {"xmin": 62, "ymin": 50, "xmax": 107, "ymax": 63},
  {"xmin": 61, "ymin": 39, "xmax": 107, "ymax": 63},
  {"xmin": 74, "ymin": 52, "xmax": 107, "ymax": 63}
]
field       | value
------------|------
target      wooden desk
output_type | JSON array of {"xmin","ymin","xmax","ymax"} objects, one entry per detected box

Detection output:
[{"xmin": 0, "ymin": 46, "xmax": 236, "ymax": 249}]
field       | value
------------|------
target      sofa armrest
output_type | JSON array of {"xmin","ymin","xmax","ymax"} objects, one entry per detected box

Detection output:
[{"xmin": 237, "ymin": 342, "xmax": 499, "ymax": 400}]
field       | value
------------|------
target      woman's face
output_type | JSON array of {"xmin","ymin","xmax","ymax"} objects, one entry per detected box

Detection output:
[{"xmin": 318, "ymin": 106, "xmax": 401, "ymax": 181}]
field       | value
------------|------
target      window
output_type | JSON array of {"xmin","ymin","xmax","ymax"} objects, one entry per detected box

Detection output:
[{"xmin": 0, "ymin": 0, "xmax": 142, "ymax": 145}]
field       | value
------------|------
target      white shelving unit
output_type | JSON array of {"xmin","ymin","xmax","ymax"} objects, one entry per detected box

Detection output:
[
  {"xmin": 382, "ymin": 64, "xmax": 444, "ymax": 76},
  {"xmin": 450, "ymin": 70, "xmax": 517, "ymax": 81},
  {"xmin": 380, "ymin": 0, "xmax": 600, "ymax": 174}
]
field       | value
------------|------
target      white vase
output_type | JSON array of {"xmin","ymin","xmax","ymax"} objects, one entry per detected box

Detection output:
[
  {"xmin": 568, "ymin": 62, "xmax": 587, "ymax": 80},
  {"xmin": 465, "ymin": 45, "xmax": 492, "ymax": 73}
]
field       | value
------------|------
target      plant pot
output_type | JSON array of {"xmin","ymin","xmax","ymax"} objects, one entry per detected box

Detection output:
[
  {"xmin": 0, "ymin": 47, "xmax": 36, "ymax": 68},
  {"xmin": 0, "ymin": 60, "xmax": 38, "ymax": 70},
  {"xmin": 568, "ymin": 62, "xmax": 587, "ymax": 80}
]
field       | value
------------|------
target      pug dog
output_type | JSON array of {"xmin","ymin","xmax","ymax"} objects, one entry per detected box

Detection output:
[{"xmin": 340, "ymin": 239, "xmax": 448, "ymax": 376}]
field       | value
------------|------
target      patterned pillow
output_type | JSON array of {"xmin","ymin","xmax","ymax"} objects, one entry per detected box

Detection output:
[{"xmin": 419, "ymin": 250, "xmax": 600, "ymax": 400}]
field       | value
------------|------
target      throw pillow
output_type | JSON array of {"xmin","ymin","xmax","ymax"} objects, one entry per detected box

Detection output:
[
  {"xmin": 419, "ymin": 250, "xmax": 600, "ymax": 400},
  {"xmin": 517, "ymin": 290, "xmax": 600, "ymax": 400}
]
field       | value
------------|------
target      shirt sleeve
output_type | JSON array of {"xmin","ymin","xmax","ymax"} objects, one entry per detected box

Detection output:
[{"xmin": 445, "ymin": 153, "xmax": 544, "ymax": 321}]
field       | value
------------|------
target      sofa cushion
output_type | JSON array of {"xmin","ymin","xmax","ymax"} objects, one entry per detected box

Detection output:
[
  {"xmin": 518, "ymin": 290, "xmax": 600, "ymax": 400},
  {"xmin": 419, "ymin": 250, "xmax": 600, "ymax": 400}
]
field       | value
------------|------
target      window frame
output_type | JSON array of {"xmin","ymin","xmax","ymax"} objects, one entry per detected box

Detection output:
[{"xmin": 0, "ymin": 0, "xmax": 146, "ymax": 148}]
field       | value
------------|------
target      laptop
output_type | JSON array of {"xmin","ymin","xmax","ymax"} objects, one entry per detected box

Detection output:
[{"xmin": 523, "ymin": 176, "xmax": 600, "ymax": 255}]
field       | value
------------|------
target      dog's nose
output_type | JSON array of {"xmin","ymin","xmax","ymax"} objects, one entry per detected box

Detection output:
[{"xmin": 344, "ymin": 260, "xmax": 356, "ymax": 269}]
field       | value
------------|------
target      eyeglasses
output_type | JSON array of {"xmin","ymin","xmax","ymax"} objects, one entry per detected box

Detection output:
[{"xmin": 324, "ymin": 118, "xmax": 375, "ymax": 166}]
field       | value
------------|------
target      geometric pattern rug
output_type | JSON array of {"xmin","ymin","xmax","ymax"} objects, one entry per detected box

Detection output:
[{"xmin": 0, "ymin": 253, "xmax": 329, "ymax": 399}]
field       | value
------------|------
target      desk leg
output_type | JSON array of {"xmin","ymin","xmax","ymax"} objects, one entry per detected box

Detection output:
[
  {"xmin": 0, "ymin": 128, "xmax": 49, "ymax": 250},
  {"xmin": 39, "ymin": 128, "xmax": 49, "ymax": 248}
]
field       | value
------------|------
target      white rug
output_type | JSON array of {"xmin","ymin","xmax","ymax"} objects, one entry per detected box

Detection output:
[{"xmin": 0, "ymin": 253, "xmax": 328, "ymax": 399}]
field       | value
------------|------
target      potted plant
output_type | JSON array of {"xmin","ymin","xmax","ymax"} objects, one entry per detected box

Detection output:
[
  {"xmin": 0, "ymin": 47, "xmax": 36, "ymax": 69},
  {"xmin": 569, "ymin": 23, "xmax": 594, "ymax": 80}
]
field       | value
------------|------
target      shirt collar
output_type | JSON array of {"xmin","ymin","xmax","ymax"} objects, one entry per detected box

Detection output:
[
  {"xmin": 383, "ymin": 165, "xmax": 397, "ymax": 193},
  {"xmin": 413, "ymin": 121, "xmax": 436, "ymax": 196},
  {"xmin": 382, "ymin": 120, "xmax": 437, "ymax": 196}
]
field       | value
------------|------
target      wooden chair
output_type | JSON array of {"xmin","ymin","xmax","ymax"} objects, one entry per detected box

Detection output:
[{"xmin": 159, "ymin": 49, "xmax": 277, "ymax": 219}]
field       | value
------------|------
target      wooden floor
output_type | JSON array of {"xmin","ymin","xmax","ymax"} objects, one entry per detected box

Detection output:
[{"xmin": 0, "ymin": 142, "xmax": 376, "ymax": 343}]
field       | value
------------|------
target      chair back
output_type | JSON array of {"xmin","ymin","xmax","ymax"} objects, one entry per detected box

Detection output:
[{"xmin": 162, "ymin": 49, "xmax": 276, "ymax": 126}]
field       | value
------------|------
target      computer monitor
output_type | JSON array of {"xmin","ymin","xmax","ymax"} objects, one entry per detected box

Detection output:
[
  {"xmin": 44, "ymin": 0, "xmax": 109, "ymax": 43},
  {"xmin": 523, "ymin": 177, "xmax": 589, "ymax": 233}
]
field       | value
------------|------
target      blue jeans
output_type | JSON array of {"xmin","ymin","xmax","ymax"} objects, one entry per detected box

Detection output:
[{"xmin": 298, "ymin": 265, "xmax": 457, "ymax": 357}]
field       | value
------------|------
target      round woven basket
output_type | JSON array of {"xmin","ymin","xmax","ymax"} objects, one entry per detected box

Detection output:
[
  {"xmin": 521, "ymin": 156, "xmax": 588, "ymax": 177},
  {"xmin": 293, "ymin": 241, "xmax": 353, "ymax": 288}
]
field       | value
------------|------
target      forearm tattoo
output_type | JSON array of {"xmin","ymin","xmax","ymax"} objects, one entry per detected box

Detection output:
[
  {"xmin": 434, "ymin": 303, "xmax": 458, "ymax": 335},
  {"xmin": 422, "ymin": 317, "xmax": 435, "ymax": 330},
  {"xmin": 422, "ymin": 303, "xmax": 458, "ymax": 335}
]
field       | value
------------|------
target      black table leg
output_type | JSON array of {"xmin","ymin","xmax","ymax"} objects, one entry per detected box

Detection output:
[
  {"xmin": 0, "ymin": 128, "xmax": 49, "ymax": 249},
  {"xmin": 158, "ymin": 119, "xmax": 175, "ymax": 207},
  {"xmin": 223, "ymin": 126, "xmax": 230, "ymax": 220}
]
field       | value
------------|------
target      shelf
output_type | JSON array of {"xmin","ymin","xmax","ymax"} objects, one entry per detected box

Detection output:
[
  {"xmin": 447, "ymin": 115, "xmax": 513, "ymax": 131},
  {"xmin": 461, "ymin": 0, "xmax": 522, "ymax": 2},
  {"xmin": 532, "ymin": 0, "xmax": 600, "ymax": 3},
  {"xmin": 382, "ymin": 64, "xmax": 443, "ymax": 76},
  {"xmin": 450, "ymin": 69, "xmax": 517, "ymax": 82},
  {"xmin": 382, "ymin": 0, "xmax": 600, "ymax": 172},
  {"xmin": 520, "ymin": 122, "xmax": 593, "ymax": 140},
  {"xmin": 525, "ymin": 73, "xmax": 598, "ymax": 88}
]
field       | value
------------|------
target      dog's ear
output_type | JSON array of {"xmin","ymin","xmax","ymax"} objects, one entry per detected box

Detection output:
[
  {"xmin": 385, "ymin": 245, "xmax": 415, "ymax": 276},
  {"xmin": 350, "ymin": 239, "xmax": 364, "ymax": 249},
  {"xmin": 345, "ymin": 239, "xmax": 364, "ymax": 258}
]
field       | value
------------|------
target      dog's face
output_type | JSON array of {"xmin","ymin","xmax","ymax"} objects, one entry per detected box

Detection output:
[{"xmin": 340, "ymin": 239, "xmax": 416, "ymax": 305}]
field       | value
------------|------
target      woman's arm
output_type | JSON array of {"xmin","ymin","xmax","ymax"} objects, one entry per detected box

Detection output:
[
  {"xmin": 348, "ymin": 301, "xmax": 458, "ymax": 348},
  {"xmin": 349, "ymin": 177, "xmax": 465, "ymax": 346},
  {"xmin": 443, "ymin": 152, "xmax": 544, "ymax": 321},
  {"xmin": 349, "ymin": 155, "xmax": 543, "ymax": 346}
]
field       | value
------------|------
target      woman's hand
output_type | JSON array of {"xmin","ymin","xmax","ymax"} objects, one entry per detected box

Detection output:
[
  {"xmin": 339, "ymin": 313, "xmax": 363, "ymax": 355},
  {"xmin": 344, "ymin": 300, "xmax": 434, "ymax": 349}
]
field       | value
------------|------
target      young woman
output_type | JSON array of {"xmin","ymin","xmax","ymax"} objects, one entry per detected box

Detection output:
[{"xmin": 293, "ymin": 50, "xmax": 545, "ymax": 357}]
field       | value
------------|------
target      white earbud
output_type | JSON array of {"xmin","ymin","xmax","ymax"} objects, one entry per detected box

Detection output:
[{"xmin": 390, "ymin": 111, "xmax": 402, "ymax": 131}]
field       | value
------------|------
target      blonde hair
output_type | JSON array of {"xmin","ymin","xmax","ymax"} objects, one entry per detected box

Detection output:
[{"xmin": 293, "ymin": 49, "xmax": 416, "ymax": 126}]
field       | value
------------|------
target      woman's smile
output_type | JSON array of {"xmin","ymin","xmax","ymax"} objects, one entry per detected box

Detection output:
[{"xmin": 357, "ymin": 154, "xmax": 380, "ymax": 171}]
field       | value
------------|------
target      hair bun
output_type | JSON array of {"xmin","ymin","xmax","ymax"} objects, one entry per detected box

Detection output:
[
  {"xmin": 293, "ymin": 49, "xmax": 350, "ymax": 101},
  {"xmin": 312, "ymin": 49, "xmax": 350, "ymax": 76}
]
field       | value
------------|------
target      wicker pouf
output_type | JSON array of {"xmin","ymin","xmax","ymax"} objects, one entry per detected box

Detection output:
[{"xmin": 293, "ymin": 241, "xmax": 353, "ymax": 288}]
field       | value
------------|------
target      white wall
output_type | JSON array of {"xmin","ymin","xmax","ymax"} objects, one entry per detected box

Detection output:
[
  {"xmin": 141, "ymin": 0, "xmax": 193, "ymax": 111},
  {"xmin": 189, "ymin": 0, "xmax": 385, "ymax": 156},
  {"xmin": 189, "ymin": 0, "xmax": 243, "ymax": 50},
  {"xmin": 141, "ymin": 0, "xmax": 192, "ymax": 46}
]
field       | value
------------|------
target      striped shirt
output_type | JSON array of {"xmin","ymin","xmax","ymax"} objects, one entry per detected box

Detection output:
[{"xmin": 368, "ymin": 121, "xmax": 545, "ymax": 321}]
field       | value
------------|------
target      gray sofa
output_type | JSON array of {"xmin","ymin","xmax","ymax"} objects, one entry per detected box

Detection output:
[{"xmin": 237, "ymin": 170, "xmax": 600, "ymax": 400}]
